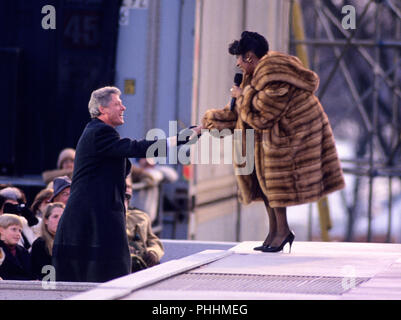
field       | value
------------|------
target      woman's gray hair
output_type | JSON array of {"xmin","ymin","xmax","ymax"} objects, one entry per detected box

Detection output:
[
  {"xmin": 0, "ymin": 187, "xmax": 22, "ymax": 201},
  {"xmin": 88, "ymin": 86, "xmax": 121, "ymax": 119}
]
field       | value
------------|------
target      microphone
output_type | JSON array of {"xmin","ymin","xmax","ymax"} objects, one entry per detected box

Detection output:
[{"xmin": 230, "ymin": 73, "xmax": 243, "ymax": 111}]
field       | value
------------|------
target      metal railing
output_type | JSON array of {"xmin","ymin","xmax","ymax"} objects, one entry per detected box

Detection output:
[{"xmin": 289, "ymin": 0, "xmax": 401, "ymax": 242}]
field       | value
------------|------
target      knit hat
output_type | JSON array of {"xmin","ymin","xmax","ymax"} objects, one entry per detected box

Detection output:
[
  {"xmin": 57, "ymin": 148, "xmax": 76, "ymax": 169},
  {"xmin": 0, "ymin": 187, "xmax": 22, "ymax": 201},
  {"xmin": 50, "ymin": 176, "xmax": 71, "ymax": 201}
]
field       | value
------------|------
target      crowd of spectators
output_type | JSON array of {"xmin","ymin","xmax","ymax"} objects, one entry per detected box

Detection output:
[{"xmin": 0, "ymin": 148, "xmax": 168, "ymax": 281}]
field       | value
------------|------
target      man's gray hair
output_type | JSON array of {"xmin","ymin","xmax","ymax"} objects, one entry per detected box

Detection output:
[{"xmin": 88, "ymin": 86, "xmax": 121, "ymax": 119}]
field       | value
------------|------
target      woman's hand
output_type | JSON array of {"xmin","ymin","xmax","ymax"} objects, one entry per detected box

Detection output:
[{"xmin": 230, "ymin": 85, "xmax": 242, "ymax": 99}]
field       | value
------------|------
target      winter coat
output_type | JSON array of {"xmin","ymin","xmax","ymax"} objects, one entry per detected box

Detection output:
[
  {"xmin": 20, "ymin": 216, "xmax": 38, "ymax": 250},
  {"xmin": 0, "ymin": 247, "xmax": 4, "ymax": 265},
  {"xmin": 126, "ymin": 208, "xmax": 164, "ymax": 261},
  {"xmin": 202, "ymin": 51, "xmax": 345, "ymax": 208},
  {"xmin": 30, "ymin": 237, "xmax": 52, "ymax": 280},
  {"xmin": 0, "ymin": 240, "xmax": 34, "ymax": 280},
  {"xmin": 53, "ymin": 118, "xmax": 164, "ymax": 283}
]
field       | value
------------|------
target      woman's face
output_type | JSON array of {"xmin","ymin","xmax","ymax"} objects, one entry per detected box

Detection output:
[
  {"xmin": 236, "ymin": 54, "xmax": 254, "ymax": 75},
  {"xmin": 45, "ymin": 207, "xmax": 64, "ymax": 236},
  {"xmin": 236, "ymin": 52, "xmax": 259, "ymax": 75},
  {"xmin": 38, "ymin": 198, "xmax": 51, "ymax": 214},
  {"xmin": 61, "ymin": 158, "xmax": 74, "ymax": 170}
]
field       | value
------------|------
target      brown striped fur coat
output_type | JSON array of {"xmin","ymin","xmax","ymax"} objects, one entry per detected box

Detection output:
[{"xmin": 202, "ymin": 51, "xmax": 345, "ymax": 208}]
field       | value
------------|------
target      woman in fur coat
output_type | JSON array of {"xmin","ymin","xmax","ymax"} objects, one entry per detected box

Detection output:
[{"xmin": 202, "ymin": 31, "xmax": 345, "ymax": 252}]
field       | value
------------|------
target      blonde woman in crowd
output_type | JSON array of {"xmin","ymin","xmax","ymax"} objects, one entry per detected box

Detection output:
[{"xmin": 30, "ymin": 202, "xmax": 64, "ymax": 280}]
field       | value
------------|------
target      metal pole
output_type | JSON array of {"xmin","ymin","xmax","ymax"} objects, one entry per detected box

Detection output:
[
  {"xmin": 387, "ymin": 8, "xmax": 401, "ymax": 243},
  {"xmin": 390, "ymin": 10, "xmax": 401, "ymax": 163},
  {"xmin": 308, "ymin": 203, "xmax": 313, "ymax": 241},
  {"xmin": 386, "ymin": 176, "xmax": 393, "ymax": 242},
  {"xmin": 367, "ymin": 1, "xmax": 382, "ymax": 242},
  {"xmin": 188, "ymin": 0, "xmax": 204, "ymax": 240}
]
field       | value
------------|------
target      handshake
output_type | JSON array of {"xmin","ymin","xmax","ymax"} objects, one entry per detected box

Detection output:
[
  {"xmin": 175, "ymin": 125, "xmax": 203, "ymax": 146},
  {"xmin": 146, "ymin": 123, "xmax": 204, "ymax": 162}
]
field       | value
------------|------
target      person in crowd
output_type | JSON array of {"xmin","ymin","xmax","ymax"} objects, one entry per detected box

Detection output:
[
  {"xmin": 53, "ymin": 86, "xmax": 201, "ymax": 282},
  {"xmin": 30, "ymin": 188, "xmax": 54, "ymax": 237},
  {"xmin": 0, "ymin": 187, "xmax": 38, "ymax": 250},
  {"xmin": 31, "ymin": 202, "xmax": 64, "ymax": 280},
  {"xmin": 202, "ymin": 31, "xmax": 345, "ymax": 253},
  {"xmin": 30, "ymin": 188, "xmax": 53, "ymax": 220},
  {"xmin": 42, "ymin": 148, "xmax": 75, "ymax": 185},
  {"xmin": 50, "ymin": 176, "xmax": 71, "ymax": 205},
  {"xmin": 130, "ymin": 158, "xmax": 178, "ymax": 225},
  {"xmin": 124, "ymin": 180, "xmax": 164, "ymax": 272},
  {"xmin": 0, "ymin": 186, "xmax": 7, "ymax": 279},
  {"xmin": 0, "ymin": 246, "xmax": 4, "ymax": 280},
  {"xmin": 0, "ymin": 246, "xmax": 4, "ymax": 264},
  {"xmin": 0, "ymin": 214, "xmax": 34, "ymax": 280}
]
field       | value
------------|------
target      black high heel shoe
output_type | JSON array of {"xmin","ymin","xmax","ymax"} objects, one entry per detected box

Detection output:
[
  {"xmin": 262, "ymin": 231, "xmax": 295, "ymax": 253},
  {"xmin": 253, "ymin": 244, "xmax": 270, "ymax": 251},
  {"xmin": 253, "ymin": 235, "xmax": 274, "ymax": 251}
]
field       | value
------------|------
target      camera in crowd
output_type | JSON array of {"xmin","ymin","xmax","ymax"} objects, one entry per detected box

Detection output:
[{"xmin": 3, "ymin": 202, "xmax": 38, "ymax": 227}]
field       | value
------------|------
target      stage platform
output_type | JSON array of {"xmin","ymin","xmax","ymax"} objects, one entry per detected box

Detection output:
[{"xmin": 71, "ymin": 241, "xmax": 401, "ymax": 300}]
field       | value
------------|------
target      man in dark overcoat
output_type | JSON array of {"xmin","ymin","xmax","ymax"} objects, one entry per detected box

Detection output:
[{"xmin": 53, "ymin": 86, "xmax": 201, "ymax": 282}]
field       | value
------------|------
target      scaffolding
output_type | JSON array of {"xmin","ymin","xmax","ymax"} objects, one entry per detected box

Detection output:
[{"xmin": 289, "ymin": 0, "xmax": 401, "ymax": 242}]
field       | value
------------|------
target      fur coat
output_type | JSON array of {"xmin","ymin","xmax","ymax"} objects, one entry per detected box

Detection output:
[
  {"xmin": 126, "ymin": 208, "xmax": 164, "ymax": 261},
  {"xmin": 202, "ymin": 51, "xmax": 345, "ymax": 208}
]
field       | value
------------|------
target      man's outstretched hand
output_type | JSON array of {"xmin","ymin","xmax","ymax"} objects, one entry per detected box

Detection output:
[
  {"xmin": 173, "ymin": 125, "xmax": 204, "ymax": 147},
  {"xmin": 189, "ymin": 125, "xmax": 203, "ymax": 137}
]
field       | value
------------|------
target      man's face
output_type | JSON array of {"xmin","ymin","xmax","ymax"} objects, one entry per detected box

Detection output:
[
  {"xmin": 54, "ymin": 187, "xmax": 70, "ymax": 205},
  {"xmin": 0, "ymin": 224, "xmax": 22, "ymax": 246},
  {"xmin": 100, "ymin": 94, "xmax": 126, "ymax": 128}
]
